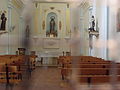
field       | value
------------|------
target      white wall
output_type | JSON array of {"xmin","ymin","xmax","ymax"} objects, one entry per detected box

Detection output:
[
  {"xmin": 0, "ymin": 0, "xmax": 9, "ymax": 54},
  {"xmin": 108, "ymin": 0, "xmax": 120, "ymax": 61},
  {"xmin": 77, "ymin": 2, "xmax": 91, "ymax": 56},
  {"xmin": 77, "ymin": 0, "xmax": 108, "ymax": 59},
  {"xmin": 0, "ymin": 0, "xmax": 24, "ymax": 55}
]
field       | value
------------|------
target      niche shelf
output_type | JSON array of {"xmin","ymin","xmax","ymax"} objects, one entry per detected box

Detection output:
[
  {"xmin": 0, "ymin": 31, "xmax": 8, "ymax": 35},
  {"xmin": 89, "ymin": 30, "xmax": 99, "ymax": 37}
]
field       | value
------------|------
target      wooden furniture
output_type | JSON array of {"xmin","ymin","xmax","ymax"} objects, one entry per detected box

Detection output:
[
  {"xmin": 59, "ymin": 56, "xmax": 120, "ymax": 84},
  {"xmin": 0, "ymin": 55, "xmax": 37, "ymax": 84}
]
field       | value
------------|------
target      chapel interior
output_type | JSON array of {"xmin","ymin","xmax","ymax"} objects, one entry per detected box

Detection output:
[{"xmin": 0, "ymin": 0, "xmax": 120, "ymax": 90}]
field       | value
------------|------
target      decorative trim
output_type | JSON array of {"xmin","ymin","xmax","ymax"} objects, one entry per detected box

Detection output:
[
  {"xmin": 79, "ymin": 1, "xmax": 90, "ymax": 9},
  {"xmin": 8, "ymin": 0, "xmax": 23, "ymax": 14},
  {"xmin": 59, "ymin": 21, "xmax": 62, "ymax": 30},
  {"xmin": 11, "ymin": 0, "xmax": 24, "ymax": 9},
  {"xmin": 43, "ymin": 38, "xmax": 60, "ymax": 49},
  {"xmin": 42, "ymin": 20, "xmax": 45, "ymax": 30},
  {"xmin": 57, "ymin": 10, "xmax": 61, "ymax": 13},
  {"xmin": 35, "ymin": 2, "xmax": 38, "ymax": 8},
  {"xmin": 0, "ymin": 31, "xmax": 8, "ymax": 35},
  {"xmin": 50, "ymin": 7, "xmax": 55, "ymax": 10},
  {"xmin": 67, "ymin": 3, "xmax": 69, "ymax": 8},
  {"xmin": 89, "ymin": 31, "xmax": 99, "ymax": 38},
  {"xmin": 0, "ymin": 10, "xmax": 7, "ymax": 15},
  {"xmin": 44, "ymin": 9, "xmax": 49, "ymax": 13}
]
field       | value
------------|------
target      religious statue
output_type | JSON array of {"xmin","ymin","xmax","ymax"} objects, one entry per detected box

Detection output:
[
  {"xmin": 0, "ymin": 12, "xmax": 7, "ymax": 30},
  {"xmin": 88, "ymin": 15, "xmax": 95, "ymax": 31},
  {"xmin": 91, "ymin": 16, "xmax": 95, "ymax": 30},
  {"xmin": 50, "ymin": 16, "xmax": 55, "ymax": 34}
]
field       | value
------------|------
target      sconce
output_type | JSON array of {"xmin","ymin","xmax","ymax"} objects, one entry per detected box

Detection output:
[
  {"xmin": 9, "ymin": 25, "xmax": 15, "ymax": 32},
  {"xmin": 33, "ymin": 36, "xmax": 38, "ymax": 43},
  {"xmin": 88, "ymin": 31, "xmax": 99, "ymax": 50},
  {"xmin": 0, "ymin": 31, "xmax": 8, "ymax": 35},
  {"xmin": 64, "ymin": 37, "xmax": 70, "ymax": 43},
  {"xmin": 89, "ymin": 31, "xmax": 99, "ymax": 38}
]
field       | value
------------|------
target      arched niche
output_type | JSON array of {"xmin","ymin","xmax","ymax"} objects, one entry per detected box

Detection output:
[{"xmin": 46, "ymin": 12, "xmax": 58, "ymax": 37}]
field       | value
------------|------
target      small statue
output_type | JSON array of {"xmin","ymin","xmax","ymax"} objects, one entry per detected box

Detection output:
[
  {"xmin": 0, "ymin": 12, "xmax": 7, "ymax": 30},
  {"xmin": 88, "ymin": 15, "xmax": 95, "ymax": 31}
]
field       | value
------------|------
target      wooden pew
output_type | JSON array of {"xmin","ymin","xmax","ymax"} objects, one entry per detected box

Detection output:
[
  {"xmin": 0, "ymin": 64, "xmax": 22, "ymax": 84},
  {"xmin": 61, "ymin": 67, "xmax": 120, "ymax": 84},
  {"xmin": 29, "ymin": 55, "xmax": 37, "ymax": 70},
  {"xmin": 59, "ymin": 56, "xmax": 111, "ymax": 68},
  {"xmin": 77, "ymin": 75, "xmax": 120, "ymax": 84},
  {"xmin": 72, "ymin": 64, "xmax": 120, "ymax": 68},
  {"xmin": 59, "ymin": 56, "xmax": 120, "ymax": 84},
  {"xmin": 0, "ymin": 55, "xmax": 37, "ymax": 84}
]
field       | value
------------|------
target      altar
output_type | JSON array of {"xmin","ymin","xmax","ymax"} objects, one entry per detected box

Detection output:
[
  {"xmin": 32, "ymin": 2, "xmax": 71, "ymax": 66},
  {"xmin": 35, "ymin": 51, "xmax": 61, "ymax": 67},
  {"xmin": 36, "ymin": 57, "xmax": 58, "ymax": 66}
]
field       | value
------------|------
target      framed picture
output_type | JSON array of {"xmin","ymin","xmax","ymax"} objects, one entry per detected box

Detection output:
[{"xmin": 117, "ymin": 8, "xmax": 120, "ymax": 32}]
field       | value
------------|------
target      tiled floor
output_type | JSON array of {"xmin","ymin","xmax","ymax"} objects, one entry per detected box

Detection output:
[{"xmin": 0, "ymin": 67, "xmax": 72, "ymax": 90}]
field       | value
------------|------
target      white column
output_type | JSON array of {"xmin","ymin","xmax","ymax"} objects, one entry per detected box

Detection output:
[
  {"xmin": 94, "ymin": 0, "xmax": 108, "ymax": 59},
  {"xmin": 7, "ymin": 3, "xmax": 12, "ymax": 54},
  {"xmin": 70, "ymin": 5, "xmax": 81, "ymax": 56}
]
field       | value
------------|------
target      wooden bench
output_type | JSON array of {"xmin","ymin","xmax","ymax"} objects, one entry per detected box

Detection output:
[
  {"xmin": 72, "ymin": 63, "xmax": 120, "ymax": 68},
  {"xmin": 0, "ymin": 64, "xmax": 22, "ymax": 84},
  {"xmin": 0, "ymin": 55, "xmax": 37, "ymax": 84},
  {"xmin": 77, "ymin": 75, "xmax": 120, "ymax": 84},
  {"xmin": 59, "ymin": 56, "xmax": 120, "ymax": 84}
]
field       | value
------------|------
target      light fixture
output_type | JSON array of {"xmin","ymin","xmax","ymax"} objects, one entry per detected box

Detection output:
[{"xmin": 33, "ymin": 36, "xmax": 38, "ymax": 43}]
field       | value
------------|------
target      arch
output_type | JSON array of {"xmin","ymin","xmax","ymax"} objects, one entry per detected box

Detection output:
[
  {"xmin": 43, "ymin": 9, "xmax": 60, "ymax": 38},
  {"xmin": 46, "ymin": 12, "xmax": 58, "ymax": 37}
]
